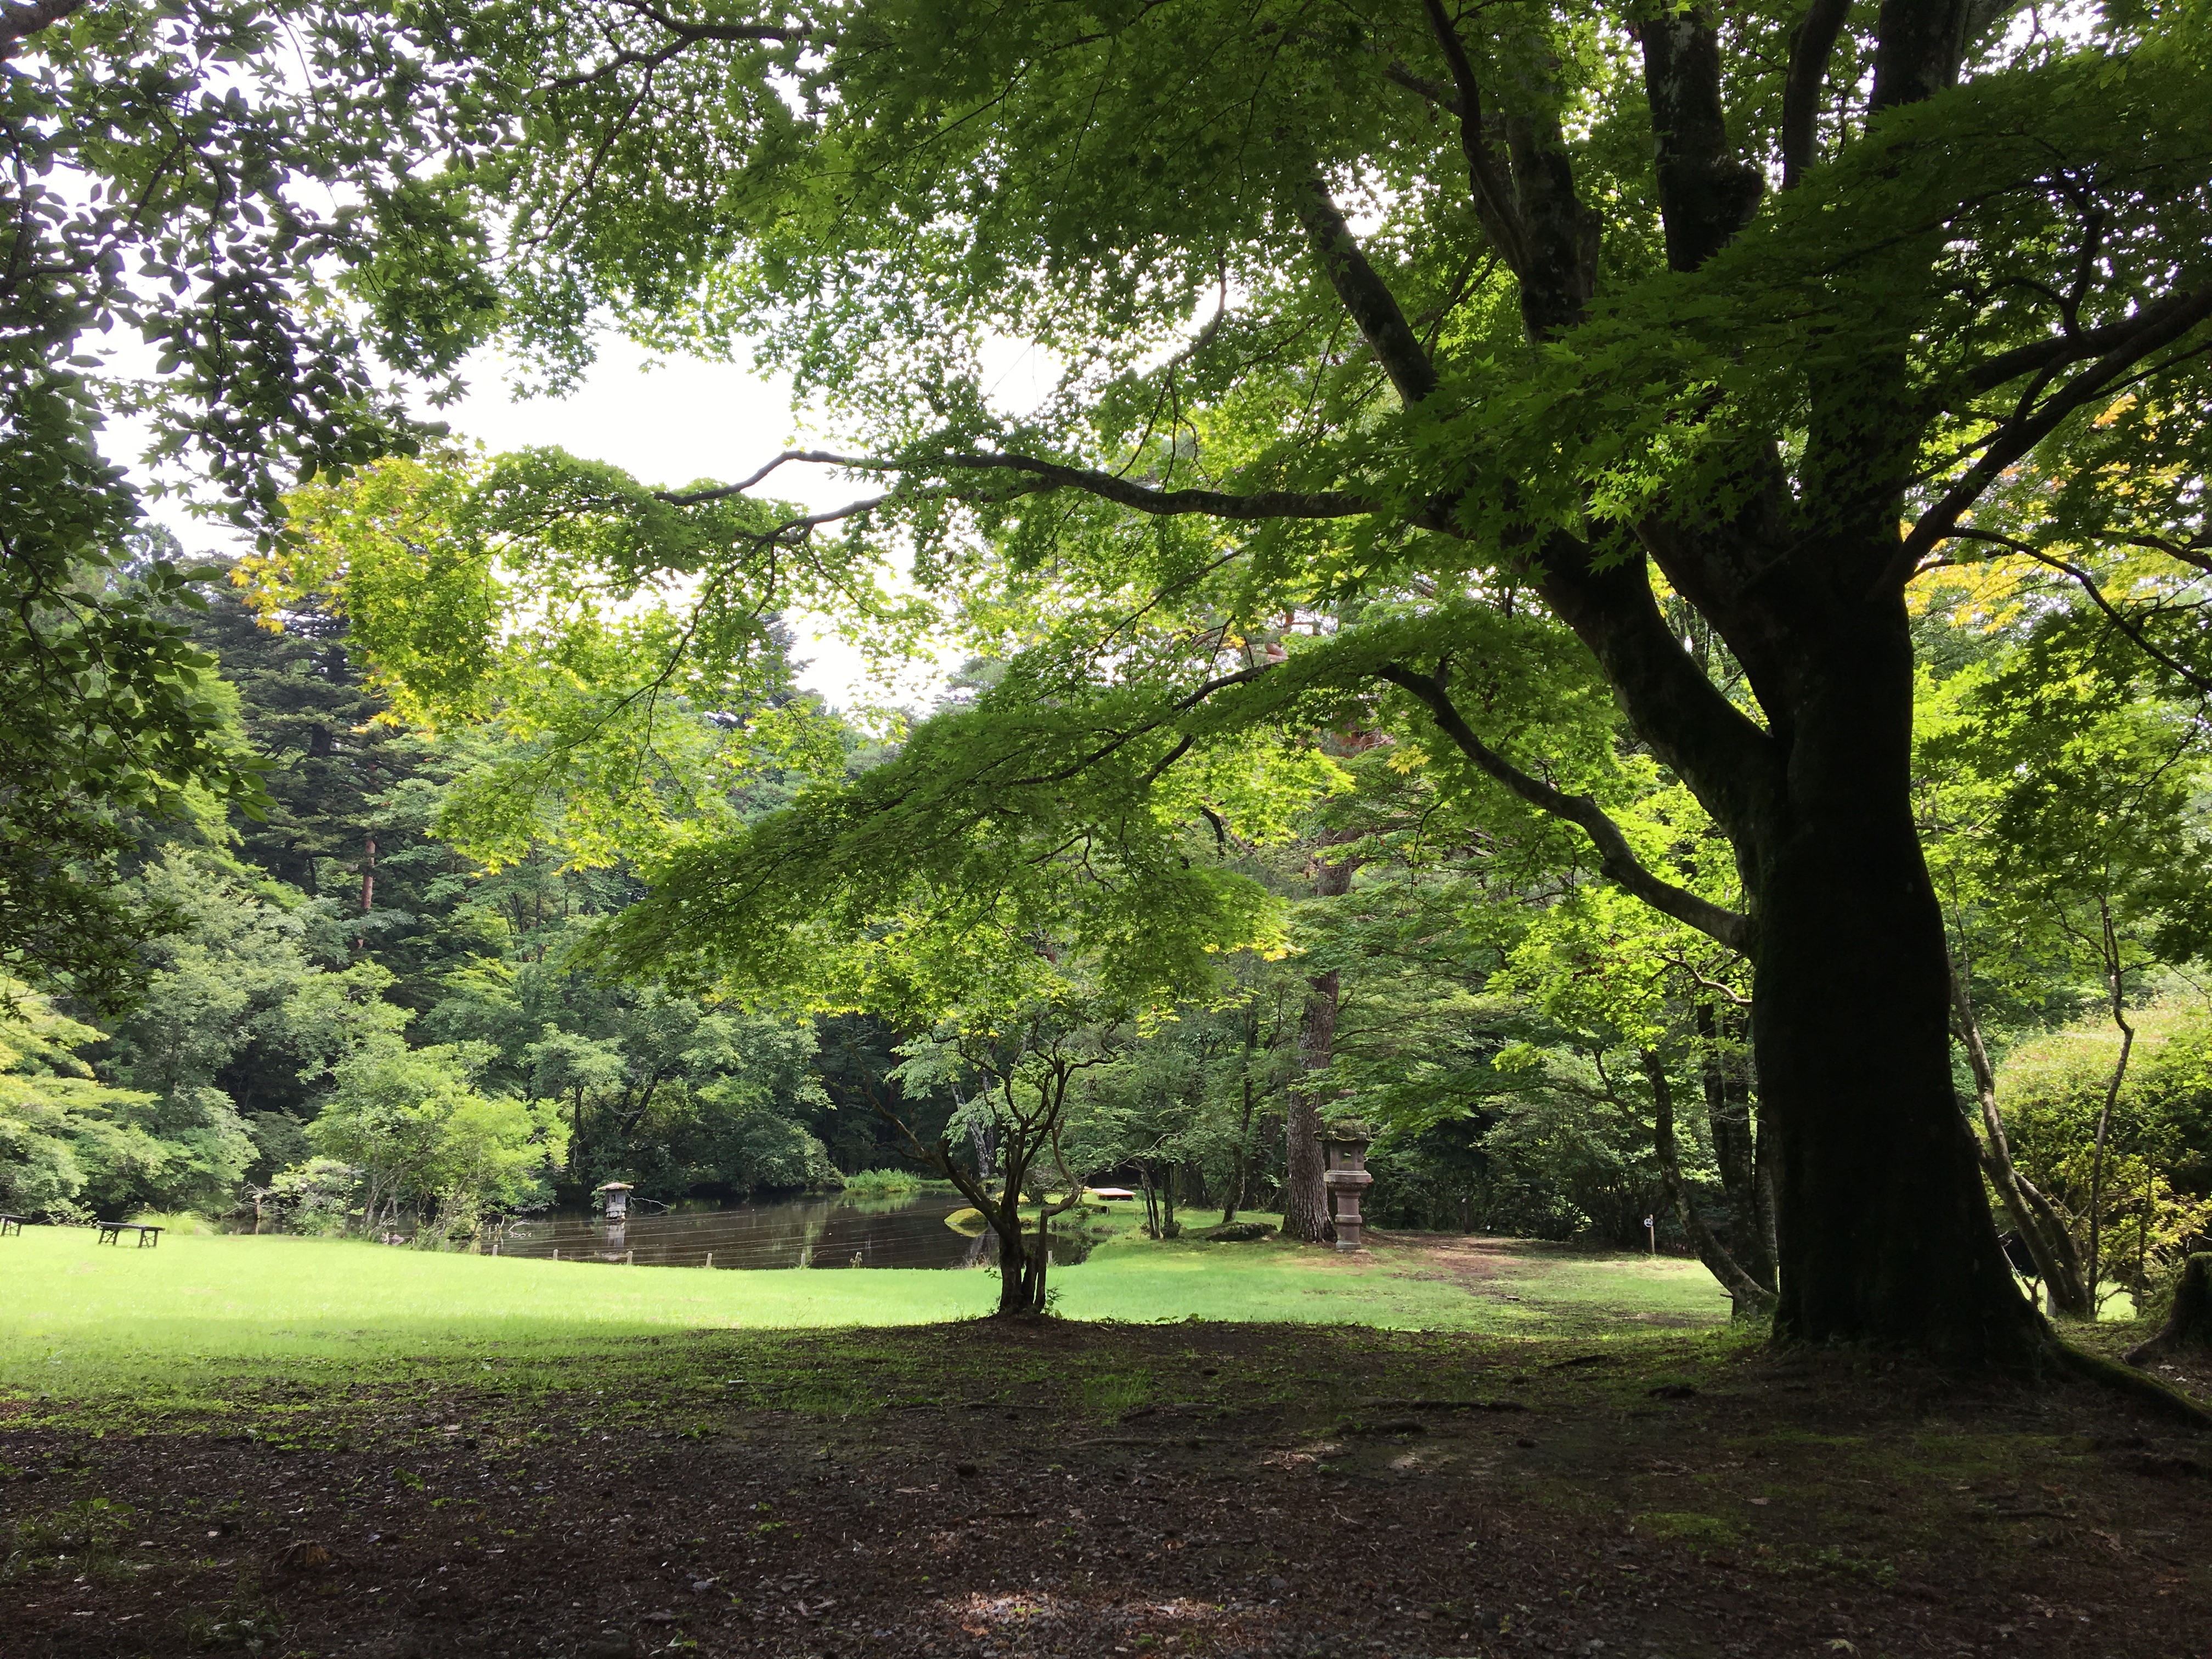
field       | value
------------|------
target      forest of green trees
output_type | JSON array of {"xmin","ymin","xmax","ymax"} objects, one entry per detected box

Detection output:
[
  {"xmin": 4, "ymin": 0, "xmax": 2211, "ymax": 1365},
  {"xmin": 8, "ymin": 514, "xmax": 2209, "ymax": 1325}
]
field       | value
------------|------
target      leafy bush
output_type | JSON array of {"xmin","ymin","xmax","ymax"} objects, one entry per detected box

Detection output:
[
  {"xmin": 307, "ymin": 1041, "xmax": 564, "ymax": 1235},
  {"xmin": 1999, "ymin": 1003, "xmax": 2212, "ymax": 1294},
  {"xmin": 264, "ymin": 1157, "xmax": 360, "ymax": 1235},
  {"xmin": 839, "ymin": 1167, "xmax": 924, "ymax": 1195}
]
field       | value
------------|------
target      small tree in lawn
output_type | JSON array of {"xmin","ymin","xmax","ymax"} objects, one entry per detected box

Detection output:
[
  {"xmin": 594, "ymin": 682, "xmax": 1305, "ymax": 1315},
  {"xmin": 891, "ymin": 1000, "xmax": 1121, "ymax": 1314}
]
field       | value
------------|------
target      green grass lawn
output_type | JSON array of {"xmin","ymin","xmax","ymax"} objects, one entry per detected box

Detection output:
[
  {"xmin": 1055, "ymin": 1215, "xmax": 1731, "ymax": 1331},
  {"xmin": 0, "ymin": 1214, "xmax": 1728, "ymax": 1410}
]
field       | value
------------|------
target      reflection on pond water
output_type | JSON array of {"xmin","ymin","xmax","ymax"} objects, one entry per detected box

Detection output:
[{"xmin": 490, "ymin": 1190, "xmax": 1100, "ymax": 1270}]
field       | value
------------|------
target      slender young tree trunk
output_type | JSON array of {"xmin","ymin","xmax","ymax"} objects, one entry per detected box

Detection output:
[
  {"xmin": 1645, "ymin": 1052, "xmax": 1774, "ymax": 1318},
  {"xmin": 1753, "ymin": 1120, "xmax": 1780, "ymax": 1279},
  {"xmin": 1285, "ymin": 855, "xmax": 1355, "ymax": 1243},
  {"xmin": 1747, "ymin": 611, "xmax": 2042, "ymax": 1367},
  {"xmin": 1696, "ymin": 1002, "xmax": 1775, "ymax": 1292},
  {"xmin": 1023, "ymin": 1203, "xmax": 1049, "ymax": 1310},
  {"xmin": 2085, "ymin": 906, "xmax": 2137, "ymax": 1304},
  {"xmin": 1951, "ymin": 961, "xmax": 2094, "ymax": 1318},
  {"xmin": 2138, "ymin": 1162, "xmax": 2153, "ymax": 1305},
  {"xmin": 353, "ymin": 833, "xmax": 377, "ymax": 951},
  {"xmin": 1222, "ymin": 1069, "xmax": 1256, "ymax": 1226}
]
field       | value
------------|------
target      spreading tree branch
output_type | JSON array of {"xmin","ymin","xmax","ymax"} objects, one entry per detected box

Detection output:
[
  {"xmin": 656, "ymin": 447, "xmax": 1381, "ymax": 522},
  {"xmin": 1289, "ymin": 178, "xmax": 1440, "ymax": 406},
  {"xmin": 1417, "ymin": 0, "xmax": 1531, "ymax": 275},
  {"xmin": 1376, "ymin": 662, "xmax": 1753, "ymax": 952},
  {"xmin": 548, "ymin": 4, "xmax": 811, "ymax": 89},
  {"xmin": 1894, "ymin": 287, "xmax": 2212, "ymax": 588},
  {"xmin": 1957, "ymin": 286, "xmax": 2212, "ymax": 397},
  {"xmin": 1938, "ymin": 529, "xmax": 2212, "ymax": 695}
]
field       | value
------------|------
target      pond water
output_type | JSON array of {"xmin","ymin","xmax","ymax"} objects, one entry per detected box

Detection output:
[{"xmin": 486, "ymin": 1190, "xmax": 1101, "ymax": 1271}]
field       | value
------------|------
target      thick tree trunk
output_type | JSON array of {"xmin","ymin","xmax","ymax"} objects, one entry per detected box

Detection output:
[
  {"xmin": 1748, "ymin": 608, "xmax": 2042, "ymax": 1368},
  {"xmin": 2125, "ymin": 1254, "xmax": 2212, "ymax": 1365},
  {"xmin": 989, "ymin": 1180, "xmax": 1038, "ymax": 1314},
  {"xmin": 1282, "ymin": 968, "xmax": 1336, "ymax": 1244}
]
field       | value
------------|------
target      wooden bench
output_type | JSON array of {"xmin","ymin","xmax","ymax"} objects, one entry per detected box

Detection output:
[
  {"xmin": 95, "ymin": 1221, "xmax": 163, "ymax": 1248},
  {"xmin": 0, "ymin": 1214, "xmax": 24, "ymax": 1237}
]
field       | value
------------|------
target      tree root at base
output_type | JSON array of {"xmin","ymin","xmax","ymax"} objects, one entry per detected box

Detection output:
[{"xmin": 2043, "ymin": 1336, "xmax": 2212, "ymax": 1431}]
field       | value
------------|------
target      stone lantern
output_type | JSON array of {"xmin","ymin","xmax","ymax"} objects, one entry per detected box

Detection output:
[
  {"xmin": 1320, "ymin": 1122, "xmax": 1374, "ymax": 1252},
  {"xmin": 594, "ymin": 1181, "xmax": 634, "ymax": 1221}
]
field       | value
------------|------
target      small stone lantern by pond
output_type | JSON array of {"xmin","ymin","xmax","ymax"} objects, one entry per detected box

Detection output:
[
  {"xmin": 1321, "ymin": 1122, "xmax": 1374, "ymax": 1252},
  {"xmin": 595, "ymin": 1181, "xmax": 634, "ymax": 1222}
]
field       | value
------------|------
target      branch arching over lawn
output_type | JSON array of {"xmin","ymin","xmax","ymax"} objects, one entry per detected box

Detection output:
[
  {"xmin": 646, "ymin": 444, "xmax": 1758, "ymax": 958},
  {"xmin": 1376, "ymin": 661, "xmax": 1754, "ymax": 953},
  {"xmin": 657, "ymin": 449, "xmax": 1385, "ymax": 524}
]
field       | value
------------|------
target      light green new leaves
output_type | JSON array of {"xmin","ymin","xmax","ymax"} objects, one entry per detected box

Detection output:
[
  {"xmin": 589, "ymin": 652, "xmax": 1333, "ymax": 1022},
  {"xmin": 249, "ymin": 449, "xmax": 872, "ymax": 869}
]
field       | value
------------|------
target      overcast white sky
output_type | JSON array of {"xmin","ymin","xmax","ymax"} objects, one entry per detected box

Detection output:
[{"xmin": 429, "ymin": 337, "xmax": 930, "ymax": 712}]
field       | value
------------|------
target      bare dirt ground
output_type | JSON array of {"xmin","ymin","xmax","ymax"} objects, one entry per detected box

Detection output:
[{"xmin": 5, "ymin": 1312, "xmax": 2211, "ymax": 1659}]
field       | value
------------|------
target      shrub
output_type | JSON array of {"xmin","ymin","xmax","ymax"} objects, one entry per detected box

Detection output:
[{"xmin": 840, "ymin": 1167, "xmax": 924, "ymax": 1195}]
